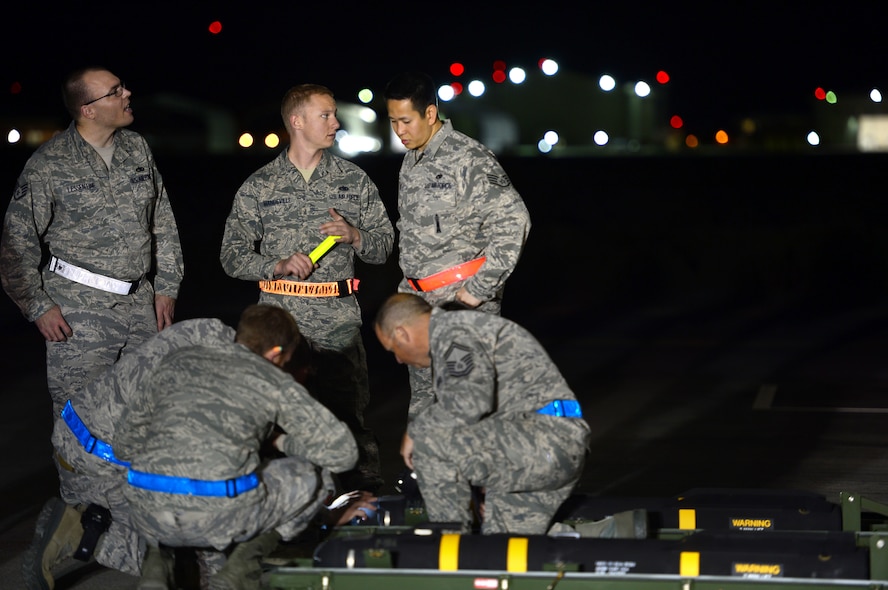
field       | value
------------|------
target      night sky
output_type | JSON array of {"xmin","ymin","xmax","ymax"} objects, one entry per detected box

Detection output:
[{"xmin": 4, "ymin": 2, "xmax": 888, "ymax": 128}]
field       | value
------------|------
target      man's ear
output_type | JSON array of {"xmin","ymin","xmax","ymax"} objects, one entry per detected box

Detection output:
[
  {"xmin": 263, "ymin": 345, "xmax": 285, "ymax": 366},
  {"xmin": 425, "ymin": 104, "xmax": 438, "ymax": 124},
  {"xmin": 393, "ymin": 325, "xmax": 411, "ymax": 343}
]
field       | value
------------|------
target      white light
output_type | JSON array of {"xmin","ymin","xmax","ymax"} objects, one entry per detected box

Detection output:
[
  {"xmin": 467, "ymin": 80, "xmax": 486, "ymax": 97},
  {"xmin": 537, "ymin": 139, "xmax": 553, "ymax": 153},
  {"xmin": 870, "ymin": 88, "xmax": 883, "ymax": 103},
  {"xmin": 599, "ymin": 75, "xmax": 616, "ymax": 92},
  {"xmin": 357, "ymin": 88, "xmax": 374, "ymax": 104},
  {"xmin": 806, "ymin": 130, "xmax": 820, "ymax": 146},
  {"xmin": 437, "ymin": 84, "xmax": 455, "ymax": 102},
  {"xmin": 540, "ymin": 59, "xmax": 559, "ymax": 76},
  {"xmin": 634, "ymin": 81, "xmax": 651, "ymax": 97},
  {"xmin": 7, "ymin": 128, "xmax": 21, "ymax": 144},
  {"xmin": 508, "ymin": 67, "xmax": 526, "ymax": 84},
  {"xmin": 543, "ymin": 130, "xmax": 559, "ymax": 145},
  {"xmin": 593, "ymin": 130, "xmax": 609, "ymax": 146},
  {"xmin": 358, "ymin": 106, "xmax": 377, "ymax": 124},
  {"xmin": 338, "ymin": 132, "xmax": 383, "ymax": 155}
]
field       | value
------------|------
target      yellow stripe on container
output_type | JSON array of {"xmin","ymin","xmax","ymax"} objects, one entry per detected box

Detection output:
[
  {"xmin": 439, "ymin": 534, "xmax": 460, "ymax": 571},
  {"xmin": 680, "ymin": 551, "xmax": 700, "ymax": 576},
  {"xmin": 678, "ymin": 508, "xmax": 697, "ymax": 530},
  {"xmin": 506, "ymin": 537, "xmax": 529, "ymax": 572}
]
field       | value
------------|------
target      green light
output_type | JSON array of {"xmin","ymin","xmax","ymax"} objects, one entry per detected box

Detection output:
[{"xmin": 825, "ymin": 90, "xmax": 838, "ymax": 104}]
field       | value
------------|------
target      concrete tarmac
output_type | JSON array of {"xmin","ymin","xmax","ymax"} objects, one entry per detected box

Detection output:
[
  {"xmin": 2, "ymin": 152, "xmax": 888, "ymax": 588},
  {"xmin": 2, "ymin": 289, "xmax": 888, "ymax": 589}
]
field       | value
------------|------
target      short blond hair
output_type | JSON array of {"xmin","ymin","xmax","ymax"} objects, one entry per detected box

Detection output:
[{"xmin": 280, "ymin": 84, "xmax": 334, "ymax": 129}]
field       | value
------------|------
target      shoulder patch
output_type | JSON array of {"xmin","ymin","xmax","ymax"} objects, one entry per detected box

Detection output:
[
  {"xmin": 486, "ymin": 173, "xmax": 511, "ymax": 188},
  {"xmin": 444, "ymin": 343, "xmax": 474, "ymax": 377},
  {"xmin": 13, "ymin": 184, "xmax": 28, "ymax": 201}
]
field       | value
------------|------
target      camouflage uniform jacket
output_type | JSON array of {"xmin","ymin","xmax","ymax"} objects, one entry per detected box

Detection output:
[
  {"xmin": 52, "ymin": 318, "xmax": 236, "ymax": 479},
  {"xmin": 396, "ymin": 119, "xmax": 530, "ymax": 302},
  {"xmin": 114, "ymin": 340, "xmax": 358, "ymax": 510},
  {"xmin": 0, "ymin": 122, "xmax": 184, "ymax": 321},
  {"xmin": 410, "ymin": 307, "xmax": 584, "ymax": 433},
  {"xmin": 220, "ymin": 149, "xmax": 393, "ymax": 285}
]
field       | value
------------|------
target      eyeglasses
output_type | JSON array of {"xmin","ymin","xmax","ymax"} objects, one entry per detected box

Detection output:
[{"xmin": 82, "ymin": 83, "xmax": 126, "ymax": 106}]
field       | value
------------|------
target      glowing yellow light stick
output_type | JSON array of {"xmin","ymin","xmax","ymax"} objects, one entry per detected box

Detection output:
[{"xmin": 308, "ymin": 235, "xmax": 341, "ymax": 264}]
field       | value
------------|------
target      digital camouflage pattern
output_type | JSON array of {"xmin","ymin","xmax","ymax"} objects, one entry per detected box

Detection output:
[
  {"xmin": 52, "ymin": 318, "xmax": 236, "ymax": 574},
  {"xmin": 409, "ymin": 307, "xmax": 591, "ymax": 535},
  {"xmin": 115, "ymin": 338, "xmax": 358, "ymax": 550},
  {"xmin": 0, "ymin": 122, "xmax": 184, "ymax": 415},
  {"xmin": 394, "ymin": 118, "xmax": 531, "ymax": 419},
  {"xmin": 220, "ymin": 148, "xmax": 393, "ymax": 490}
]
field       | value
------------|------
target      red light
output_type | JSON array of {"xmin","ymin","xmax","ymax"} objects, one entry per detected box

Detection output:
[
  {"xmin": 450, "ymin": 63, "xmax": 465, "ymax": 76},
  {"xmin": 814, "ymin": 87, "xmax": 826, "ymax": 100},
  {"xmin": 670, "ymin": 115, "xmax": 683, "ymax": 129},
  {"xmin": 450, "ymin": 82, "xmax": 463, "ymax": 95},
  {"xmin": 492, "ymin": 70, "xmax": 506, "ymax": 83},
  {"xmin": 10, "ymin": 81, "xmax": 22, "ymax": 94},
  {"xmin": 493, "ymin": 60, "xmax": 506, "ymax": 71},
  {"xmin": 208, "ymin": 21, "xmax": 223, "ymax": 34},
  {"xmin": 656, "ymin": 70, "xmax": 670, "ymax": 84}
]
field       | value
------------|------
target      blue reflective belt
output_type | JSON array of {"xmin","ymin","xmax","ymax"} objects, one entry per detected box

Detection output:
[
  {"xmin": 127, "ymin": 469, "xmax": 260, "ymax": 498},
  {"xmin": 537, "ymin": 399, "xmax": 583, "ymax": 418},
  {"xmin": 61, "ymin": 400, "xmax": 130, "ymax": 467}
]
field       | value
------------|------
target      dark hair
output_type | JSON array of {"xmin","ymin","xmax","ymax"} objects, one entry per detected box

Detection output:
[
  {"xmin": 383, "ymin": 71, "xmax": 437, "ymax": 115},
  {"xmin": 281, "ymin": 83, "xmax": 334, "ymax": 128},
  {"xmin": 235, "ymin": 304, "xmax": 302, "ymax": 357},
  {"xmin": 62, "ymin": 66, "xmax": 107, "ymax": 119}
]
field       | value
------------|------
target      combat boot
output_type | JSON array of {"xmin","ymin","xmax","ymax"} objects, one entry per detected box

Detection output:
[
  {"xmin": 209, "ymin": 530, "xmax": 282, "ymax": 590},
  {"xmin": 21, "ymin": 497, "xmax": 84, "ymax": 590},
  {"xmin": 137, "ymin": 545, "xmax": 175, "ymax": 590}
]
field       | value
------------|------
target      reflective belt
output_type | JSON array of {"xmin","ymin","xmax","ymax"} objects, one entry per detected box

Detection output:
[
  {"xmin": 128, "ymin": 469, "xmax": 260, "ymax": 497},
  {"xmin": 48, "ymin": 255, "xmax": 140, "ymax": 295},
  {"xmin": 61, "ymin": 400, "xmax": 130, "ymax": 467},
  {"xmin": 258, "ymin": 278, "xmax": 359, "ymax": 298},
  {"xmin": 537, "ymin": 399, "xmax": 583, "ymax": 418},
  {"xmin": 406, "ymin": 256, "xmax": 486, "ymax": 292}
]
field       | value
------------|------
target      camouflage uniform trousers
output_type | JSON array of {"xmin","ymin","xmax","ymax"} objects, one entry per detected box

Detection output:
[
  {"xmin": 261, "ymin": 292, "xmax": 381, "ymax": 490},
  {"xmin": 398, "ymin": 278, "xmax": 502, "ymax": 419},
  {"xmin": 411, "ymin": 413, "xmax": 590, "ymax": 535},
  {"xmin": 46, "ymin": 299, "xmax": 157, "ymax": 419},
  {"xmin": 127, "ymin": 457, "xmax": 335, "ymax": 551},
  {"xmin": 56, "ymin": 458, "xmax": 144, "ymax": 575}
]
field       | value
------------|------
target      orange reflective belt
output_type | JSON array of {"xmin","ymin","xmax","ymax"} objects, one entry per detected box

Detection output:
[
  {"xmin": 258, "ymin": 278, "xmax": 359, "ymax": 298},
  {"xmin": 406, "ymin": 257, "xmax": 486, "ymax": 292}
]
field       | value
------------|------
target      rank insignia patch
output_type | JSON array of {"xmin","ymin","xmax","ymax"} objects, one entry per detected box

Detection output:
[
  {"xmin": 444, "ymin": 343, "xmax": 474, "ymax": 377},
  {"xmin": 486, "ymin": 173, "xmax": 511, "ymax": 187}
]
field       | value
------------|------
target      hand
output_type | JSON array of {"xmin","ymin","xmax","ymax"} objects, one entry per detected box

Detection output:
[
  {"xmin": 455, "ymin": 287, "xmax": 482, "ymax": 309},
  {"xmin": 35, "ymin": 305, "xmax": 72, "ymax": 342},
  {"xmin": 274, "ymin": 253, "xmax": 316, "ymax": 280},
  {"xmin": 400, "ymin": 431, "xmax": 415, "ymax": 470},
  {"xmin": 155, "ymin": 294, "xmax": 176, "ymax": 331},
  {"xmin": 325, "ymin": 490, "xmax": 379, "ymax": 526},
  {"xmin": 320, "ymin": 208, "xmax": 361, "ymax": 249}
]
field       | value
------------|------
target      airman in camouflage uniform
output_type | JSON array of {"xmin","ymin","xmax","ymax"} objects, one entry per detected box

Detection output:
[
  {"xmin": 0, "ymin": 67, "xmax": 184, "ymax": 419},
  {"xmin": 220, "ymin": 84, "xmax": 393, "ymax": 494},
  {"xmin": 39, "ymin": 318, "xmax": 235, "ymax": 583},
  {"xmin": 115, "ymin": 304, "xmax": 358, "ymax": 588},
  {"xmin": 374, "ymin": 294, "xmax": 590, "ymax": 535},
  {"xmin": 384, "ymin": 71, "xmax": 531, "ymax": 424}
]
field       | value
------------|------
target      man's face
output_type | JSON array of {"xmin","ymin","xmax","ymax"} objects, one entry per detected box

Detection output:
[
  {"xmin": 374, "ymin": 324, "xmax": 430, "ymax": 368},
  {"xmin": 82, "ymin": 70, "xmax": 133, "ymax": 128},
  {"xmin": 295, "ymin": 93, "xmax": 340, "ymax": 150},
  {"xmin": 387, "ymin": 98, "xmax": 436, "ymax": 151}
]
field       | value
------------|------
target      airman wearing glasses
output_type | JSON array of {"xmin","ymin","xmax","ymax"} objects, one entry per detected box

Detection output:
[{"xmin": 1, "ymin": 66, "xmax": 184, "ymax": 589}]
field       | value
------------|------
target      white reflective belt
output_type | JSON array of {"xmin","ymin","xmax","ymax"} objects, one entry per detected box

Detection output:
[{"xmin": 48, "ymin": 256, "xmax": 139, "ymax": 295}]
